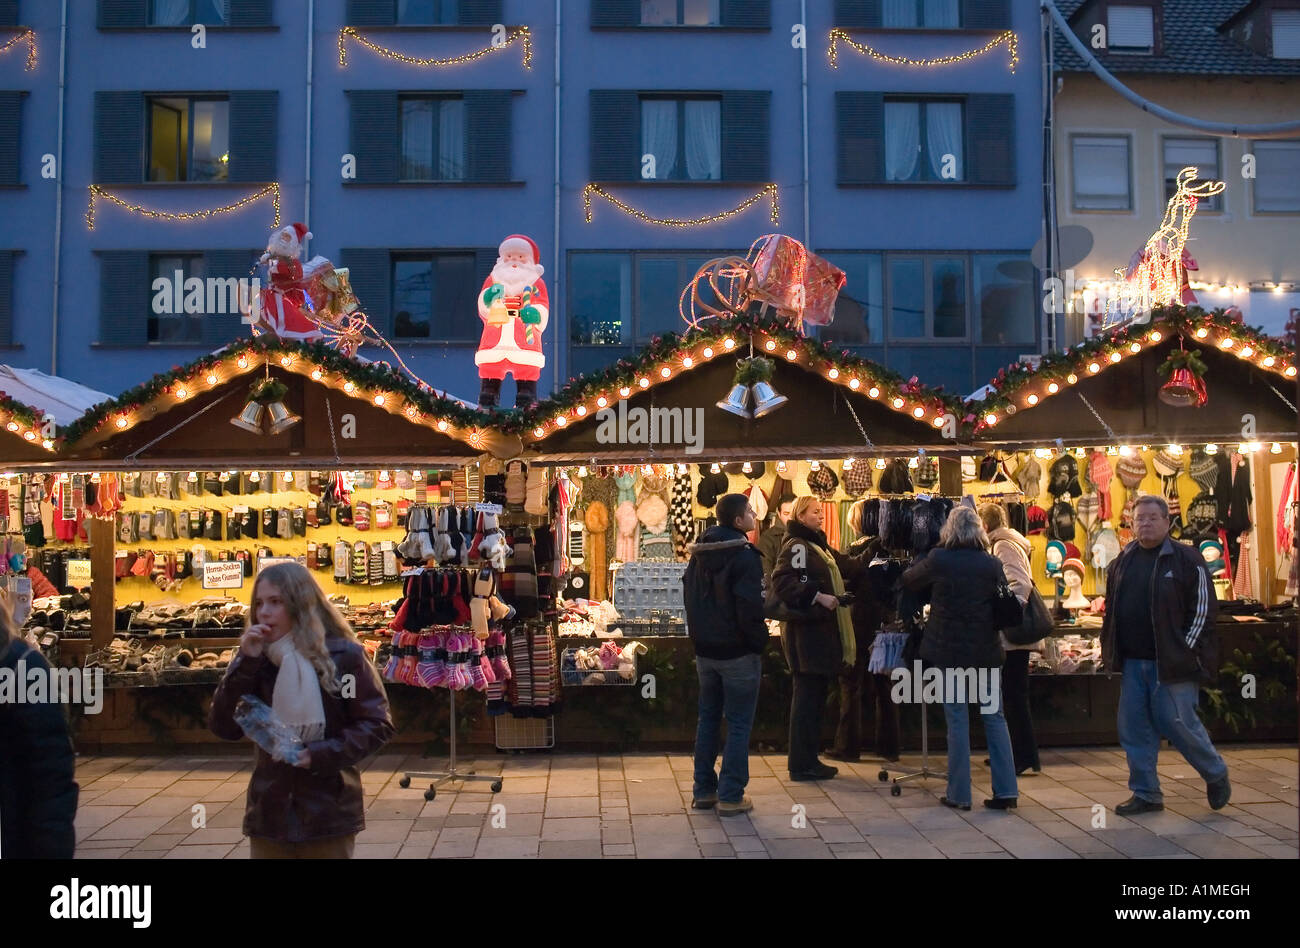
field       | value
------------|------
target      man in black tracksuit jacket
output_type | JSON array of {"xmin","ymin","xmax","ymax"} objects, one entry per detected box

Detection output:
[
  {"xmin": 683, "ymin": 494, "xmax": 767, "ymax": 817},
  {"xmin": 1102, "ymin": 494, "xmax": 1229, "ymax": 815}
]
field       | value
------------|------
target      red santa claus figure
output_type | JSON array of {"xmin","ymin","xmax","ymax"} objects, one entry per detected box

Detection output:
[
  {"xmin": 254, "ymin": 222, "xmax": 324, "ymax": 342},
  {"xmin": 476, "ymin": 234, "xmax": 549, "ymax": 408}
]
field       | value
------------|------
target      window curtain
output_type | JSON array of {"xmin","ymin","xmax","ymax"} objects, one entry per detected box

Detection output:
[
  {"xmin": 884, "ymin": 102, "xmax": 920, "ymax": 181},
  {"xmin": 925, "ymin": 103, "xmax": 963, "ymax": 180},
  {"xmin": 152, "ymin": 0, "xmax": 191, "ymax": 25},
  {"xmin": 883, "ymin": 0, "xmax": 918, "ymax": 27},
  {"xmin": 438, "ymin": 99, "xmax": 465, "ymax": 180},
  {"xmin": 641, "ymin": 100, "xmax": 678, "ymax": 180},
  {"xmin": 923, "ymin": 0, "xmax": 958, "ymax": 27},
  {"xmin": 641, "ymin": 0, "xmax": 676, "ymax": 25},
  {"xmin": 401, "ymin": 100, "xmax": 434, "ymax": 180},
  {"xmin": 684, "ymin": 100, "xmax": 721, "ymax": 180}
]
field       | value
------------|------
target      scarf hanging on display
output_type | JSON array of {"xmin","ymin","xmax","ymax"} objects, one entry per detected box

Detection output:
[
  {"xmin": 266, "ymin": 635, "xmax": 328, "ymax": 744},
  {"xmin": 1275, "ymin": 462, "xmax": 1297, "ymax": 557},
  {"xmin": 584, "ymin": 502, "xmax": 610, "ymax": 601}
]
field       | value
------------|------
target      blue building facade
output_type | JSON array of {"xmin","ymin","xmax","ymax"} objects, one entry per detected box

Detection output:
[{"xmin": 0, "ymin": 0, "xmax": 1043, "ymax": 405}]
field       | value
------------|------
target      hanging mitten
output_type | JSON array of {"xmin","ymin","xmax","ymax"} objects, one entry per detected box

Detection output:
[
  {"xmin": 468, "ymin": 511, "xmax": 486, "ymax": 562},
  {"xmin": 383, "ymin": 631, "xmax": 404, "ymax": 681},
  {"xmin": 416, "ymin": 633, "xmax": 441, "ymax": 689},
  {"xmin": 525, "ymin": 465, "xmax": 549, "ymax": 516},
  {"xmin": 486, "ymin": 629, "xmax": 512, "ymax": 680}
]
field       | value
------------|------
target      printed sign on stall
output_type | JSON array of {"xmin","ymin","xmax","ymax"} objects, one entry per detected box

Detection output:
[
  {"xmin": 66, "ymin": 560, "xmax": 92, "ymax": 589},
  {"xmin": 202, "ymin": 561, "xmax": 246, "ymax": 590}
]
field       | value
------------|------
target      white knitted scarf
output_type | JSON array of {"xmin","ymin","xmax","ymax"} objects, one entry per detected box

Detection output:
[{"xmin": 266, "ymin": 635, "xmax": 327, "ymax": 744}]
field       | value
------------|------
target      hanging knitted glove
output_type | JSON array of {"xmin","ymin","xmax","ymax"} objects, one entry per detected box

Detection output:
[{"xmin": 524, "ymin": 465, "xmax": 549, "ymax": 516}]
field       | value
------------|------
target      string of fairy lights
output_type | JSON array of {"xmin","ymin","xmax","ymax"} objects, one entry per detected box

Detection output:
[
  {"xmin": 526, "ymin": 326, "xmax": 951, "ymax": 443},
  {"xmin": 582, "ymin": 183, "xmax": 780, "ymax": 228},
  {"xmin": 0, "ymin": 28, "xmax": 37, "ymax": 71},
  {"xmin": 337, "ymin": 25, "xmax": 532, "ymax": 69},
  {"xmin": 85, "ymin": 183, "xmax": 282, "ymax": 231},
  {"xmin": 828, "ymin": 28, "xmax": 1019, "ymax": 72},
  {"xmin": 1, "ymin": 403, "xmax": 54, "ymax": 452}
]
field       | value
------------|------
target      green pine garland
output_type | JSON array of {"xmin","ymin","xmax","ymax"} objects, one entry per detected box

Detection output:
[
  {"xmin": 1158, "ymin": 347, "xmax": 1208, "ymax": 379},
  {"xmin": 733, "ymin": 356, "xmax": 774, "ymax": 386}
]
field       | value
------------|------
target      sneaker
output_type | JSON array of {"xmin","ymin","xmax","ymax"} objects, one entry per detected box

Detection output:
[
  {"xmin": 1115, "ymin": 795, "xmax": 1164, "ymax": 816},
  {"xmin": 939, "ymin": 796, "xmax": 971, "ymax": 811},
  {"xmin": 789, "ymin": 764, "xmax": 838, "ymax": 782},
  {"xmin": 717, "ymin": 796, "xmax": 753, "ymax": 817},
  {"xmin": 691, "ymin": 793, "xmax": 718, "ymax": 810},
  {"xmin": 1207, "ymin": 775, "xmax": 1231, "ymax": 811}
]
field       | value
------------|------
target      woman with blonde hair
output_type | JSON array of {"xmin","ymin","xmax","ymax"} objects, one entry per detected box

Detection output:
[
  {"xmin": 210, "ymin": 562, "xmax": 395, "ymax": 858},
  {"xmin": 771, "ymin": 495, "xmax": 865, "ymax": 781},
  {"xmin": 903, "ymin": 505, "xmax": 1019, "ymax": 811}
]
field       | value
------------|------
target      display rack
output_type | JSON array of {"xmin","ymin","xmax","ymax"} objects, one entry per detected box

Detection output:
[
  {"xmin": 878, "ymin": 703, "xmax": 945, "ymax": 796},
  {"xmin": 398, "ymin": 689, "xmax": 504, "ymax": 800}
]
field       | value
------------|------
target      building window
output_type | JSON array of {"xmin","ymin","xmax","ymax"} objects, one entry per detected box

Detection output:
[
  {"xmin": 392, "ymin": 253, "xmax": 479, "ymax": 340},
  {"xmin": 148, "ymin": 96, "xmax": 229, "ymax": 182},
  {"xmin": 1163, "ymin": 137, "xmax": 1221, "ymax": 211},
  {"xmin": 396, "ymin": 0, "xmax": 461, "ymax": 23},
  {"xmin": 148, "ymin": 0, "xmax": 229, "ymax": 26},
  {"xmin": 1251, "ymin": 140, "xmax": 1300, "ymax": 213},
  {"xmin": 1273, "ymin": 10, "xmax": 1300, "ymax": 58},
  {"xmin": 640, "ymin": 97, "xmax": 722, "ymax": 181},
  {"xmin": 974, "ymin": 254, "xmax": 1036, "ymax": 345},
  {"xmin": 640, "ymin": 0, "xmax": 720, "ymax": 25},
  {"xmin": 1106, "ymin": 4, "xmax": 1154, "ymax": 52},
  {"xmin": 818, "ymin": 252, "xmax": 884, "ymax": 345},
  {"xmin": 888, "ymin": 255, "xmax": 968, "ymax": 340},
  {"xmin": 148, "ymin": 253, "xmax": 205, "ymax": 342},
  {"xmin": 882, "ymin": 0, "xmax": 959, "ymax": 28},
  {"xmin": 884, "ymin": 99, "xmax": 964, "ymax": 182},
  {"xmin": 399, "ymin": 96, "xmax": 466, "ymax": 181},
  {"xmin": 1071, "ymin": 135, "xmax": 1131, "ymax": 210}
]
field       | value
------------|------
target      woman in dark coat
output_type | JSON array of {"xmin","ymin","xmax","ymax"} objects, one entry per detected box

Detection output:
[
  {"xmin": 0, "ymin": 591, "xmax": 79, "ymax": 858},
  {"xmin": 210, "ymin": 562, "xmax": 395, "ymax": 858},
  {"xmin": 771, "ymin": 496, "xmax": 864, "ymax": 780},
  {"xmin": 903, "ymin": 505, "xmax": 1018, "ymax": 811}
]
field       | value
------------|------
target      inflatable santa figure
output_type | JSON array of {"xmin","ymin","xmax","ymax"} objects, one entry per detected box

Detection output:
[
  {"xmin": 254, "ymin": 222, "xmax": 324, "ymax": 342},
  {"xmin": 476, "ymin": 234, "xmax": 549, "ymax": 408}
]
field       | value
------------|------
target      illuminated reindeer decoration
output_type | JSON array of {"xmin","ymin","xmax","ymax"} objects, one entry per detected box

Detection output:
[{"xmin": 1107, "ymin": 167, "xmax": 1225, "ymax": 324}]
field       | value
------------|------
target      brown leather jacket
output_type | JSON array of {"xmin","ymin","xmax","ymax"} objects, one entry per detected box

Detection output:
[{"xmin": 209, "ymin": 636, "xmax": 395, "ymax": 843}]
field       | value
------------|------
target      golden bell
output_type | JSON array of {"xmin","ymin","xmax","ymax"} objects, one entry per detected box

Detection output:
[
  {"xmin": 265, "ymin": 400, "xmax": 302, "ymax": 434},
  {"xmin": 716, "ymin": 383, "xmax": 752, "ymax": 418},
  {"xmin": 230, "ymin": 400, "xmax": 265, "ymax": 434},
  {"xmin": 750, "ymin": 381, "xmax": 789, "ymax": 418}
]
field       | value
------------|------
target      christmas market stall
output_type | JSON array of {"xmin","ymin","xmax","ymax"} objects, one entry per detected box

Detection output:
[{"xmin": 959, "ymin": 305, "xmax": 1297, "ymax": 743}]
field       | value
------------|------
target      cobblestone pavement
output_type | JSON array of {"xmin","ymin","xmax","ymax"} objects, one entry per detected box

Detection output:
[{"xmin": 71, "ymin": 745, "xmax": 1297, "ymax": 859}]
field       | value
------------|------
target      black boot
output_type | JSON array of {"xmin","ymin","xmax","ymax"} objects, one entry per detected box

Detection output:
[
  {"xmin": 479, "ymin": 377, "xmax": 501, "ymax": 409},
  {"xmin": 515, "ymin": 378, "xmax": 537, "ymax": 409}
]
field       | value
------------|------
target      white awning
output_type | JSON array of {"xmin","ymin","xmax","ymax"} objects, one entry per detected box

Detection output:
[{"xmin": 0, "ymin": 365, "xmax": 111, "ymax": 426}]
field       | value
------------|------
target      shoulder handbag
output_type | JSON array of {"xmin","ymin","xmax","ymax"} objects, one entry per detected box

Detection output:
[
  {"xmin": 763, "ymin": 584, "xmax": 817, "ymax": 622},
  {"xmin": 992, "ymin": 579, "xmax": 1024, "ymax": 631},
  {"xmin": 1005, "ymin": 586, "xmax": 1052, "ymax": 646}
]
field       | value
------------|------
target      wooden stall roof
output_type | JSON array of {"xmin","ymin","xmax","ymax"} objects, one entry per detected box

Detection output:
[
  {"xmin": 50, "ymin": 338, "xmax": 519, "ymax": 469},
  {"xmin": 516, "ymin": 320, "xmax": 960, "ymax": 464},
  {"xmin": 968, "ymin": 308, "xmax": 1299, "ymax": 449}
]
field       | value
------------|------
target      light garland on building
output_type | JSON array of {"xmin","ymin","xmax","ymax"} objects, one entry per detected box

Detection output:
[
  {"xmin": 582, "ymin": 183, "xmax": 779, "ymax": 228},
  {"xmin": 0, "ymin": 401, "xmax": 54, "ymax": 452},
  {"xmin": 828, "ymin": 28, "xmax": 1018, "ymax": 72},
  {"xmin": 86, "ymin": 183, "xmax": 282, "ymax": 231},
  {"xmin": 0, "ymin": 28, "xmax": 37, "ymax": 71},
  {"xmin": 337, "ymin": 25, "xmax": 532, "ymax": 69}
]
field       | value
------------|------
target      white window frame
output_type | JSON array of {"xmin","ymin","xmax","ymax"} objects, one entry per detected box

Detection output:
[
  {"xmin": 1160, "ymin": 136, "xmax": 1223, "ymax": 214},
  {"xmin": 1248, "ymin": 139, "xmax": 1300, "ymax": 216},
  {"xmin": 1070, "ymin": 132, "xmax": 1135, "ymax": 213},
  {"xmin": 1106, "ymin": 4, "xmax": 1155, "ymax": 53}
]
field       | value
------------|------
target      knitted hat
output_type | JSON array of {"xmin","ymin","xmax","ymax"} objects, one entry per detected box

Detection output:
[
  {"xmin": 1153, "ymin": 449, "xmax": 1183, "ymax": 478},
  {"xmin": 695, "ymin": 466, "xmax": 729, "ymax": 508},
  {"xmin": 743, "ymin": 462, "xmax": 766, "ymax": 481},
  {"xmin": 806, "ymin": 464, "xmax": 839, "ymax": 500},
  {"xmin": 878, "ymin": 459, "xmax": 914, "ymax": 495},
  {"xmin": 842, "ymin": 460, "xmax": 874, "ymax": 498},
  {"xmin": 979, "ymin": 454, "xmax": 1001, "ymax": 483},
  {"xmin": 1044, "ymin": 540, "xmax": 1067, "ymax": 575},
  {"xmin": 914, "ymin": 456, "xmax": 939, "ymax": 488},
  {"xmin": 1026, "ymin": 505, "xmax": 1048, "ymax": 534},
  {"xmin": 1046, "ymin": 500, "xmax": 1077, "ymax": 542},
  {"xmin": 1061, "ymin": 557, "xmax": 1086, "ymax": 582},
  {"xmin": 1188, "ymin": 448, "xmax": 1218, "ymax": 492},
  {"xmin": 1087, "ymin": 450, "xmax": 1113, "ymax": 493},
  {"xmin": 1064, "ymin": 541, "xmax": 1082, "ymax": 561},
  {"xmin": 1199, "ymin": 539, "xmax": 1227, "ymax": 575},
  {"xmin": 1075, "ymin": 493, "xmax": 1100, "ymax": 533},
  {"xmin": 1183, "ymin": 491, "xmax": 1220, "ymax": 541},
  {"xmin": 1117, "ymin": 455, "xmax": 1148, "ymax": 488},
  {"xmin": 1089, "ymin": 526, "xmax": 1121, "ymax": 570},
  {"xmin": 1016, "ymin": 457, "xmax": 1042, "ymax": 499},
  {"xmin": 1048, "ymin": 455, "xmax": 1082, "ymax": 498}
]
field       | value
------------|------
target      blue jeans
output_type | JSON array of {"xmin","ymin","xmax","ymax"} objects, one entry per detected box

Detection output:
[
  {"xmin": 1117, "ymin": 659, "xmax": 1228, "ymax": 804},
  {"xmin": 693, "ymin": 653, "xmax": 762, "ymax": 804},
  {"xmin": 942, "ymin": 692, "xmax": 1018, "ymax": 807}
]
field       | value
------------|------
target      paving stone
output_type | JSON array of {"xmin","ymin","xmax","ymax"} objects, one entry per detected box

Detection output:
[
  {"xmin": 354, "ymin": 842, "xmax": 403, "ymax": 859},
  {"xmin": 545, "ymin": 796, "xmax": 600, "ymax": 818},
  {"xmin": 829, "ymin": 842, "xmax": 880, "ymax": 858},
  {"xmin": 540, "ymin": 840, "xmax": 603, "ymax": 858},
  {"xmin": 813, "ymin": 820, "xmax": 865, "ymax": 844},
  {"xmin": 541, "ymin": 817, "xmax": 601, "ymax": 841},
  {"xmin": 475, "ymin": 837, "xmax": 540, "ymax": 858},
  {"xmin": 480, "ymin": 812, "xmax": 543, "ymax": 838},
  {"xmin": 1101, "ymin": 829, "xmax": 1193, "ymax": 858},
  {"xmin": 181, "ymin": 826, "xmax": 246, "ymax": 845},
  {"xmin": 1233, "ymin": 802, "xmax": 1298, "ymax": 831},
  {"xmin": 431, "ymin": 827, "xmax": 480, "ymax": 858},
  {"xmin": 701, "ymin": 843, "xmax": 735, "ymax": 858},
  {"xmin": 602, "ymin": 844, "xmax": 636, "ymax": 856},
  {"xmin": 764, "ymin": 837, "xmax": 834, "ymax": 859},
  {"xmin": 162, "ymin": 843, "xmax": 237, "ymax": 859},
  {"xmin": 601, "ymin": 823, "xmax": 634, "ymax": 846},
  {"xmin": 131, "ymin": 833, "xmax": 190, "ymax": 852},
  {"xmin": 89, "ymin": 815, "xmax": 176, "ymax": 841},
  {"xmin": 730, "ymin": 835, "xmax": 767, "ymax": 852},
  {"xmin": 357, "ymin": 819, "xmax": 415, "ymax": 843}
]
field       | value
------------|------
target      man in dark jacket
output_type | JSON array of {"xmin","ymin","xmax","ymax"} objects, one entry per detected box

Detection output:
[
  {"xmin": 0, "ymin": 606, "xmax": 79, "ymax": 859},
  {"xmin": 682, "ymin": 493, "xmax": 766, "ymax": 816},
  {"xmin": 757, "ymin": 495, "xmax": 795, "ymax": 578},
  {"xmin": 1102, "ymin": 494, "xmax": 1229, "ymax": 816}
]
